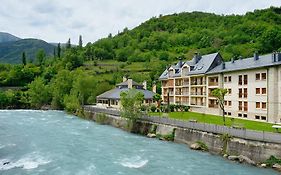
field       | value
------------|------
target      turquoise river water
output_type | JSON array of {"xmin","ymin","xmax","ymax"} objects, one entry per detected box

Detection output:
[{"xmin": 0, "ymin": 110, "xmax": 278, "ymax": 175}]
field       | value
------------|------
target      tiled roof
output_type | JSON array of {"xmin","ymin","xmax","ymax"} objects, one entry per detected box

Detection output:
[
  {"xmin": 116, "ymin": 80, "xmax": 142, "ymax": 86},
  {"xmin": 207, "ymin": 53, "xmax": 281, "ymax": 74},
  {"xmin": 96, "ymin": 88, "xmax": 155, "ymax": 100},
  {"xmin": 159, "ymin": 52, "xmax": 222, "ymax": 79}
]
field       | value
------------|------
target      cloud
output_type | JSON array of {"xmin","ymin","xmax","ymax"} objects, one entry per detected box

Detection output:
[{"xmin": 0, "ymin": 0, "xmax": 280, "ymax": 44}]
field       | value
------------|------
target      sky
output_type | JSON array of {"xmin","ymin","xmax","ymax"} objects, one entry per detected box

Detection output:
[{"xmin": 0, "ymin": 0, "xmax": 281, "ymax": 45}]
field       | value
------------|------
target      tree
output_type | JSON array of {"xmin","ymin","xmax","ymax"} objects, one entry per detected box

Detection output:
[
  {"xmin": 153, "ymin": 93, "xmax": 161, "ymax": 108},
  {"xmin": 79, "ymin": 35, "xmax": 83, "ymax": 48},
  {"xmin": 120, "ymin": 89, "xmax": 144, "ymax": 121},
  {"xmin": 66, "ymin": 38, "xmax": 71, "ymax": 49},
  {"xmin": 36, "ymin": 49, "xmax": 46, "ymax": 65},
  {"xmin": 22, "ymin": 52, "xmax": 26, "ymax": 66},
  {"xmin": 27, "ymin": 77, "xmax": 50, "ymax": 108},
  {"xmin": 211, "ymin": 88, "xmax": 228, "ymax": 125},
  {"xmin": 57, "ymin": 43, "xmax": 61, "ymax": 58}
]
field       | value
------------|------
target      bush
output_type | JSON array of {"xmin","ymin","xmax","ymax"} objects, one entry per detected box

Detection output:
[
  {"xmin": 140, "ymin": 105, "xmax": 147, "ymax": 112},
  {"xmin": 265, "ymin": 156, "xmax": 281, "ymax": 167},
  {"xmin": 150, "ymin": 105, "xmax": 157, "ymax": 112},
  {"xmin": 169, "ymin": 104, "xmax": 175, "ymax": 112},
  {"xmin": 184, "ymin": 105, "xmax": 190, "ymax": 112},
  {"xmin": 196, "ymin": 141, "xmax": 209, "ymax": 151}
]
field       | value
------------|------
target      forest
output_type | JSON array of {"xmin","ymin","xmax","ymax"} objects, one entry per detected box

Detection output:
[{"xmin": 0, "ymin": 7, "xmax": 281, "ymax": 114}]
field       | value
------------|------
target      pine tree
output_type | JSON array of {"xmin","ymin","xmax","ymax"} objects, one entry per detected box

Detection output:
[
  {"xmin": 22, "ymin": 52, "xmax": 26, "ymax": 66},
  {"xmin": 66, "ymin": 38, "xmax": 71, "ymax": 49},
  {"xmin": 57, "ymin": 43, "xmax": 61, "ymax": 58},
  {"xmin": 79, "ymin": 35, "xmax": 83, "ymax": 48}
]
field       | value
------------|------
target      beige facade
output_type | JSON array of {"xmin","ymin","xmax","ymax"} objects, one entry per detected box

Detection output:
[{"xmin": 160, "ymin": 53, "xmax": 281, "ymax": 123}]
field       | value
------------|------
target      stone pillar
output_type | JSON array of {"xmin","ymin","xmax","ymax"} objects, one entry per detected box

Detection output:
[
  {"xmin": 128, "ymin": 79, "xmax": 133, "ymax": 89},
  {"xmin": 123, "ymin": 76, "xmax": 127, "ymax": 82},
  {"xmin": 143, "ymin": 81, "xmax": 147, "ymax": 90},
  {"xmin": 152, "ymin": 83, "xmax": 157, "ymax": 93}
]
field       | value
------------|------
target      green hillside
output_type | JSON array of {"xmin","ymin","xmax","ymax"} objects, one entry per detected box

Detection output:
[
  {"xmin": 0, "ymin": 39, "xmax": 55, "ymax": 64},
  {"xmin": 84, "ymin": 7, "xmax": 281, "ymax": 62},
  {"xmin": 1, "ymin": 7, "xmax": 281, "ymax": 111},
  {"xmin": 0, "ymin": 32, "xmax": 20, "ymax": 43}
]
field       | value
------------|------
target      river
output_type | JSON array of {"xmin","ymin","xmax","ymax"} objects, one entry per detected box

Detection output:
[{"xmin": 0, "ymin": 110, "xmax": 278, "ymax": 175}]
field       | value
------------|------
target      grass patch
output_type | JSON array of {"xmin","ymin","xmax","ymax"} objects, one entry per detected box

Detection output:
[{"xmin": 150, "ymin": 112, "xmax": 277, "ymax": 133}]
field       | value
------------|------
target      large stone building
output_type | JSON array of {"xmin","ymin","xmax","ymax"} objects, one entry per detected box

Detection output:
[{"xmin": 159, "ymin": 52, "xmax": 281, "ymax": 123}]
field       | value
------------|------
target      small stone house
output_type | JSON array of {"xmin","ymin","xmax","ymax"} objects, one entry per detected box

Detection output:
[{"xmin": 96, "ymin": 77, "xmax": 156, "ymax": 109}]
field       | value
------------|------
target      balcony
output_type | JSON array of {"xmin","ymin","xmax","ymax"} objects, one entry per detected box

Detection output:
[
  {"xmin": 191, "ymin": 81, "xmax": 206, "ymax": 86},
  {"xmin": 190, "ymin": 92, "xmax": 206, "ymax": 96},
  {"xmin": 208, "ymin": 82, "xmax": 219, "ymax": 86},
  {"xmin": 191, "ymin": 103, "xmax": 206, "ymax": 106},
  {"xmin": 209, "ymin": 104, "xmax": 218, "ymax": 108}
]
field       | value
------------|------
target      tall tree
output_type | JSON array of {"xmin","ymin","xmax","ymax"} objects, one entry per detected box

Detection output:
[
  {"xmin": 211, "ymin": 88, "xmax": 228, "ymax": 126},
  {"xmin": 66, "ymin": 38, "xmax": 71, "ymax": 49},
  {"xmin": 120, "ymin": 89, "xmax": 144, "ymax": 121},
  {"xmin": 22, "ymin": 52, "xmax": 26, "ymax": 66},
  {"xmin": 79, "ymin": 35, "xmax": 83, "ymax": 48},
  {"xmin": 36, "ymin": 49, "xmax": 46, "ymax": 66},
  {"xmin": 57, "ymin": 43, "xmax": 61, "ymax": 58}
]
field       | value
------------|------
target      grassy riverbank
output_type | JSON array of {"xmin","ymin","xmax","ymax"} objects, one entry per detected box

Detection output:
[{"xmin": 150, "ymin": 112, "xmax": 278, "ymax": 133}]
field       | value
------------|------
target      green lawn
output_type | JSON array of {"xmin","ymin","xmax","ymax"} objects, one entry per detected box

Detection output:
[{"xmin": 150, "ymin": 112, "xmax": 278, "ymax": 133}]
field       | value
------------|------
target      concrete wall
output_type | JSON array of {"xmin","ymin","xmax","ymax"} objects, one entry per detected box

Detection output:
[{"xmin": 85, "ymin": 110, "xmax": 281, "ymax": 164}]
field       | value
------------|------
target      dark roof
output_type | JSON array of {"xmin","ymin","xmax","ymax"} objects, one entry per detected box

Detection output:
[
  {"xmin": 159, "ymin": 52, "xmax": 222, "ymax": 79},
  {"xmin": 96, "ymin": 88, "xmax": 155, "ymax": 100},
  {"xmin": 207, "ymin": 53, "xmax": 281, "ymax": 74},
  {"xmin": 116, "ymin": 80, "xmax": 143, "ymax": 86}
]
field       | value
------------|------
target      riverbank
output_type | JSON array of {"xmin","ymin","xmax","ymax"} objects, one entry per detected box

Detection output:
[{"xmin": 83, "ymin": 107, "xmax": 281, "ymax": 172}]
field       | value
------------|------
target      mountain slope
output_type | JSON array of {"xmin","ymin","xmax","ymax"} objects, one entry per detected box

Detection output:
[
  {"xmin": 0, "ymin": 32, "xmax": 21, "ymax": 43},
  {"xmin": 0, "ymin": 39, "xmax": 55, "ymax": 64},
  {"xmin": 84, "ymin": 6, "xmax": 281, "ymax": 62}
]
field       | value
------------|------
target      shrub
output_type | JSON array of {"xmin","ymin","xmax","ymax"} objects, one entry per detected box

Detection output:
[
  {"xmin": 184, "ymin": 105, "xmax": 190, "ymax": 112},
  {"xmin": 265, "ymin": 156, "xmax": 281, "ymax": 167},
  {"xmin": 169, "ymin": 104, "xmax": 175, "ymax": 112},
  {"xmin": 196, "ymin": 141, "xmax": 209, "ymax": 151},
  {"xmin": 140, "ymin": 105, "xmax": 147, "ymax": 112},
  {"xmin": 150, "ymin": 105, "xmax": 157, "ymax": 112}
]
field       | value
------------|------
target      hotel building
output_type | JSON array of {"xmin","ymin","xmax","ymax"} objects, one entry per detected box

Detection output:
[{"xmin": 159, "ymin": 52, "xmax": 281, "ymax": 123}]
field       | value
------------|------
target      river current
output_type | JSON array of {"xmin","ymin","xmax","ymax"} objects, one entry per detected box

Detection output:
[{"xmin": 0, "ymin": 110, "xmax": 278, "ymax": 175}]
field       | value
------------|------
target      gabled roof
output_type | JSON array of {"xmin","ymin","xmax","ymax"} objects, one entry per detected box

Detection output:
[
  {"xmin": 159, "ymin": 52, "xmax": 222, "ymax": 79},
  {"xmin": 188, "ymin": 52, "xmax": 222, "ymax": 75},
  {"xmin": 207, "ymin": 53, "xmax": 281, "ymax": 74},
  {"xmin": 96, "ymin": 88, "xmax": 155, "ymax": 100},
  {"xmin": 116, "ymin": 80, "xmax": 142, "ymax": 86}
]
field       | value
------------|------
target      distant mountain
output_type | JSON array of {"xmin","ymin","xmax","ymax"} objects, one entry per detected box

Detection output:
[
  {"xmin": 0, "ymin": 32, "xmax": 21, "ymax": 43},
  {"xmin": 0, "ymin": 39, "xmax": 55, "ymax": 64}
]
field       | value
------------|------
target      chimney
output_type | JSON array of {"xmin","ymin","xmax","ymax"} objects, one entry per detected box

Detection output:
[
  {"xmin": 128, "ymin": 79, "xmax": 133, "ymax": 89},
  {"xmin": 179, "ymin": 58, "xmax": 183, "ymax": 67},
  {"xmin": 231, "ymin": 57, "xmax": 235, "ymax": 63},
  {"xmin": 221, "ymin": 62, "xmax": 226, "ymax": 69},
  {"xmin": 142, "ymin": 81, "xmax": 147, "ymax": 90},
  {"xmin": 254, "ymin": 52, "xmax": 259, "ymax": 61},
  {"xmin": 123, "ymin": 76, "xmax": 127, "ymax": 82},
  {"xmin": 272, "ymin": 52, "xmax": 277, "ymax": 62},
  {"xmin": 152, "ymin": 83, "xmax": 157, "ymax": 93},
  {"xmin": 277, "ymin": 52, "xmax": 281, "ymax": 62},
  {"xmin": 193, "ymin": 52, "xmax": 201, "ymax": 64}
]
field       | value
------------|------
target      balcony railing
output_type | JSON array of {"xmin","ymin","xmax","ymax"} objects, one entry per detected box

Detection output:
[
  {"xmin": 209, "ymin": 104, "xmax": 218, "ymax": 108},
  {"xmin": 208, "ymin": 82, "xmax": 219, "ymax": 86},
  {"xmin": 191, "ymin": 103, "xmax": 206, "ymax": 106},
  {"xmin": 191, "ymin": 81, "xmax": 206, "ymax": 86},
  {"xmin": 190, "ymin": 92, "xmax": 206, "ymax": 96}
]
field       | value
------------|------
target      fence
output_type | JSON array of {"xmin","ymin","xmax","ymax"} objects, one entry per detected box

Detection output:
[{"xmin": 84, "ymin": 106, "xmax": 281, "ymax": 144}]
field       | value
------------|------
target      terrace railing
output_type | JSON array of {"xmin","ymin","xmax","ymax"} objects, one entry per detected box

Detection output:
[{"xmin": 84, "ymin": 106, "xmax": 281, "ymax": 144}]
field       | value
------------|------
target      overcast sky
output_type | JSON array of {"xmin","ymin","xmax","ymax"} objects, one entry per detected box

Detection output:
[{"xmin": 1, "ymin": 0, "xmax": 280, "ymax": 44}]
